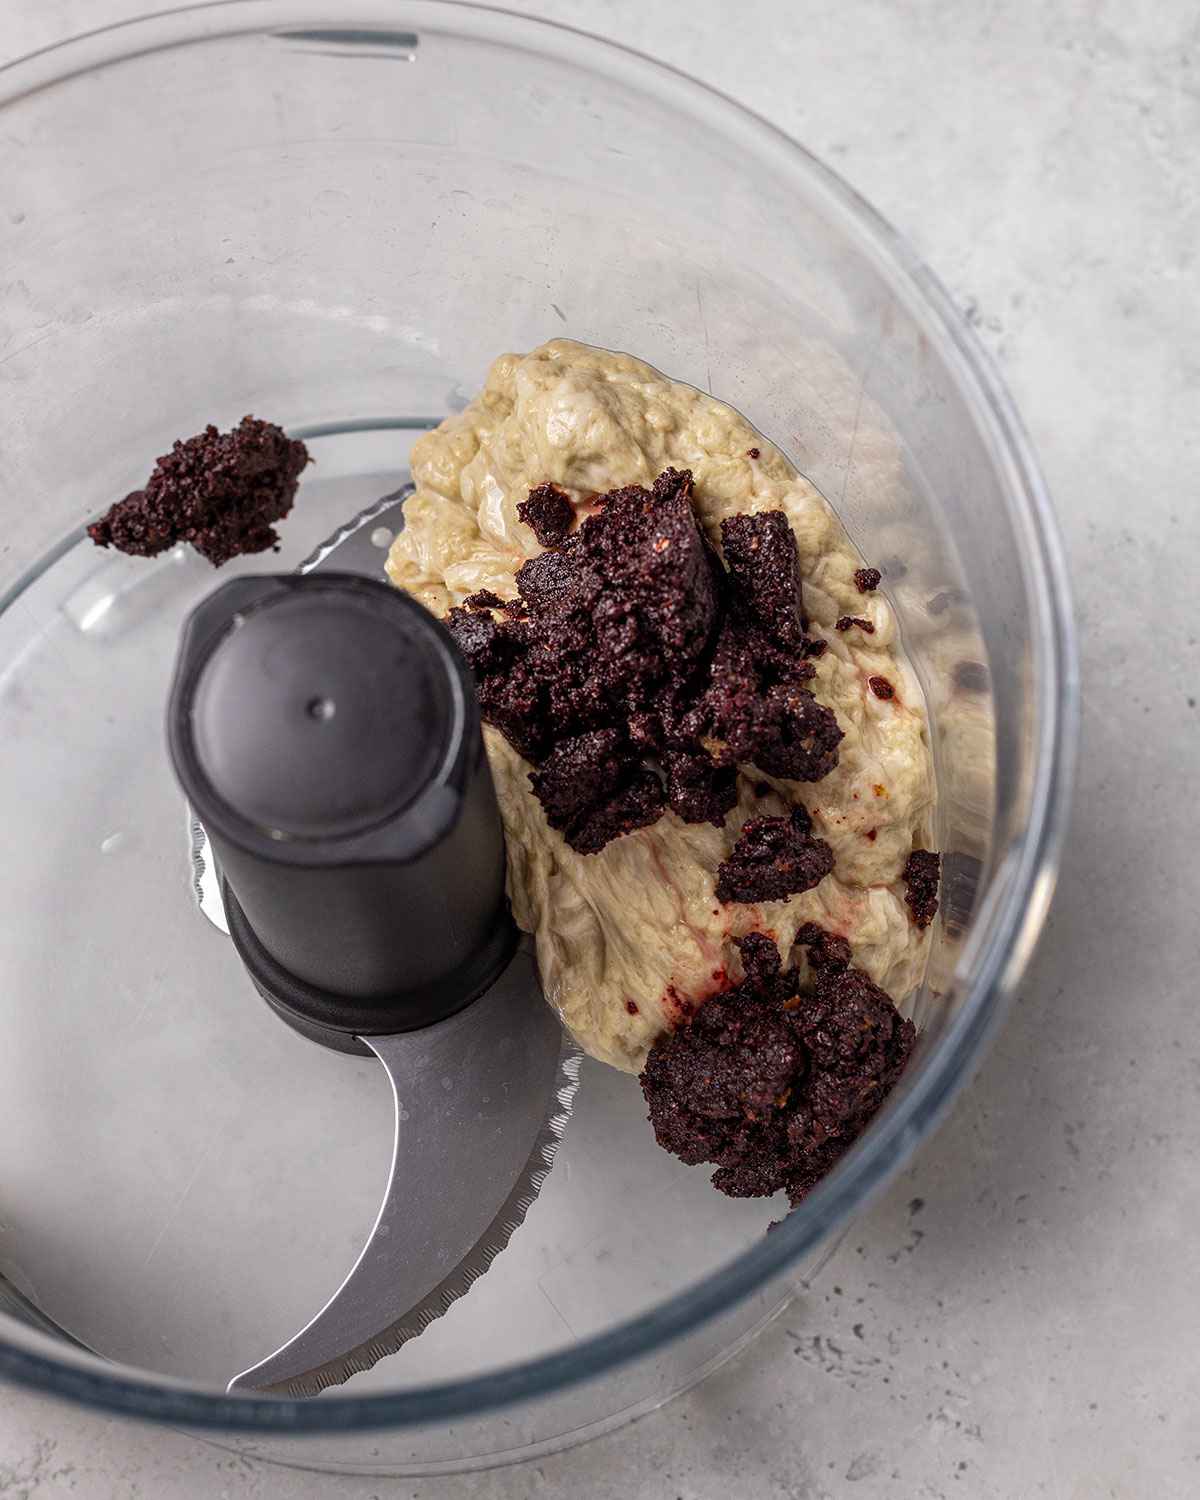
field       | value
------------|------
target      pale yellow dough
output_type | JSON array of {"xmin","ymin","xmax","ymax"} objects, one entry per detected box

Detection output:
[{"xmin": 387, "ymin": 341, "xmax": 935, "ymax": 1071}]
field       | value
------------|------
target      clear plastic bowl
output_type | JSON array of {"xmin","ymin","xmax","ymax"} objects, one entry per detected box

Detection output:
[{"xmin": 0, "ymin": 0, "xmax": 1077, "ymax": 1476}]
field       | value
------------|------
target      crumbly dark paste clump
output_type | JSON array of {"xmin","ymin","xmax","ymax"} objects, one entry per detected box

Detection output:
[
  {"xmin": 854, "ymin": 567, "xmax": 882, "ymax": 593},
  {"xmin": 903, "ymin": 848, "xmax": 941, "ymax": 929},
  {"xmin": 529, "ymin": 728, "xmax": 665, "ymax": 854},
  {"xmin": 446, "ymin": 469, "xmax": 843, "ymax": 853},
  {"xmin": 87, "ymin": 417, "xmax": 310, "ymax": 567},
  {"xmin": 720, "ymin": 511, "xmax": 806, "ymax": 650},
  {"xmin": 715, "ymin": 805, "xmax": 834, "ymax": 904},
  {"xmin": 640, "ymin": 928, "xmax": 915, "ymax": 1207},
  {"xmin": 517, "ymin": 482, "xmax": 575, "ymax": 547}
]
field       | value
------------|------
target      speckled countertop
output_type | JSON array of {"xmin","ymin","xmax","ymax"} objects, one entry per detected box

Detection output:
[{"xmin": 1, "ymin": 3, "xmax": 1196, "ymax": 1496}]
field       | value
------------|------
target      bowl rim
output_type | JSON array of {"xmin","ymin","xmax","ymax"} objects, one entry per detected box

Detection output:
[{"xmin": 0, "ymin": 0, "xmax": 1079, "ymax": 1436}]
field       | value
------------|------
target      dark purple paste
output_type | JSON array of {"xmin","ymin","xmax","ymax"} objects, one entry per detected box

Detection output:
[
  {"xmin": 87, "ymin": 416, "xmax": 309, "ymax": 567},
  {"xmin": 640, "ymin": 927, "xmax": 915, "ymax": 1207},
  {"xmin": 902, "ymin": 849, "xmax": 941, "ymax": 930},
  {"xmin": 446, "ymin": 470, "xmax": 843, "ymax": 853},
  {"xmin": 714, "ymin": 805, "xmax": 834, "ymax": 904},
  {"xmin": 854, "ymin": 567, "xmax": 882, "ymax": 593},
  {"xmin": 517, "ymin": 483, "xmax": 575, "ymax": 548}
]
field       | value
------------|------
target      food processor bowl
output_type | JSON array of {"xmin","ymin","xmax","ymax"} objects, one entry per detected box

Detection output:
[{"xmin": 0, "ymin": 0, "xmax": 1077, "ymax": 1475}]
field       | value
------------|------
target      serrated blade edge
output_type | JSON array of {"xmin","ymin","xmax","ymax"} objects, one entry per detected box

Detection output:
[{"xmin": 228, "ymin": 948, "xmax": 580, "ymax": 1397}]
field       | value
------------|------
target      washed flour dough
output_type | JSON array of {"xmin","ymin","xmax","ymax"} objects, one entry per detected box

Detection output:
[{"xmin": 387, "ymin": 341, "xmax": 935, "ymax": 1071}]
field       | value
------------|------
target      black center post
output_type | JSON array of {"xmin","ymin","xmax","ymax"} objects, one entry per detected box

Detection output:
[{"xmin": 167, "ymin": 573, "xmax": 515, "ymax": 1053}]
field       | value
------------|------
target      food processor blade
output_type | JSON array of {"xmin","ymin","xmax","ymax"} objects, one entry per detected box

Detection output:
[
  {"xmin": 228, "ymin": 944, "xmax": 580, "ymax": 1396},
  {"xmin": 163, "ymin": 485, "xmax": 580, "ymax": 1396}
]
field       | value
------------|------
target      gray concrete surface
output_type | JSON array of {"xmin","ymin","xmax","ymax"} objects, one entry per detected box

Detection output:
[{"xmin": 1, "ymin": 1, "xmax": 1196, "ymax": 1495}]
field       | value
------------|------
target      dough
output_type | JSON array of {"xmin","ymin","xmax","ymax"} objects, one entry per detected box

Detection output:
[{"xmin": 387, "ymin": 341, "xmax": 935, "ymax": 1071}]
